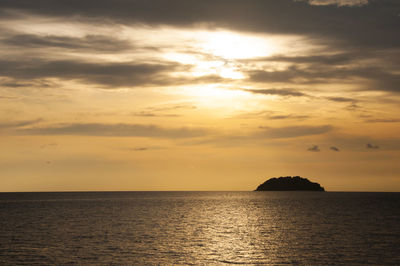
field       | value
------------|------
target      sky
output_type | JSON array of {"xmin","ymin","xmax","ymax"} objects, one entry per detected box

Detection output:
[{"xmin": 0, "ymin": 0, "xmax": 399, "ymax": 192}]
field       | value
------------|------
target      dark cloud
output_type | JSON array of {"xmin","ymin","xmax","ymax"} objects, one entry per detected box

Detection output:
[
  {"xmin": 0, "ymin": 118, "xmax": 42, "ymax": 129},
  {"xmin": 345, "ymin": 102, "xmax": 361, "ymax": 111},
  {"xmin": 0, "ymin": 82, "xmax": 30, "ymax": 88},
  {"xmin": 246, "ymin": 65, "xmax": 355, "ymax": 85},
  {"xmin": 321, "ymin": 134, "xmax": 400, "ymax": 151},
  {"xmin": 327, "ymin": 97, "xmax": 360, "ymax": 111},
  {"xmin": 330, "ymin": 146, "xmax": 340, "ymax": 151},
  {"xmin": 1, "ymin": 34, "xmax": 133, "ymax": 52},
  {"xmin": 18, "ymin": 123, "xmax": 208, "ymax": 138},
  {"xmin": 252, "ymin": 52, "xmax": 364, "ymax": 65},
  {"xmin": 0, "ymin": 78, "xmax": 54, "ymax": 88},
  {"xmin": 364, "ymin": 69, "xmax": 400, "ymax": 93},
  {"xmin": 365, "ymin": 118, "xmax": 400, "ymax": 123},
  {"xmin": 307, "ymin": 145, "xmax": 320, "ymax": 152},
  {"xmin": 268, "ymin": 115, "xmax": 310, "ymax": 120},
  {"xmin": 247, "ymin": 64, "xmax": 400, "ymax": 93},
  {"xmin": 0, "ymin": 58, "xmax": 233, "ymax": 88},
  {"xmin": 366, "ymin": 143, "xmax": 379, "ymax": 149},
  {"xmin": 1, "ymin": 0, "xmax": 398, "ymax": 50},
  {"xmin": 124, "ymin": 146, "xmax": 164, "ymax": 151},
  {"xmin": 242, "ymin": 46, "xmax": 400, "ymax": 94},
  {"xmin": 327, "ymin": 97, "xmax": 357, "ymax": 103},
  {"xmin": 130, "ymin": 147, "xmax": 148, "ymax": 151},
  {"xmin": 298, "ymin": 0, "xmax": 369, "ymax": 7},
  {"xmin": 0, "ymin": 59, "xmax": 182, "ymax": 88},
  {"xmin": 258, "ymin": 125, "xmax": 333, "ymax": 138},
  {"xmin": 245, "ymin": 88, "xmax": 307, "ymax": 97}
]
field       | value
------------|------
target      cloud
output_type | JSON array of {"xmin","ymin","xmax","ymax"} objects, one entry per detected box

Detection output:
[
  {"xmin": 0, "ymin": 59, "xmax": 183, "ymax": 88},
  {"xmin": 247, "ymin": 65, "xmax": 350, "ymax": 85},
  {"xmin": 327, "ymin": 97, "xmax": 357, "ymax": 103},
  {"xmin": 148, "ymin": 104, "xmax": 197, "ymax": 112},
  {"xmin": 1, "ymin": 0, "xmax": 398, "ymax": 51},
  {"xmin": 247, "ymin": 67, "xmax": 306, "ymax": 84},
  {"xmin": 258, "ymin": 125, "xmax": 333, "ymax": 139},
  {"xmin": 246, "ymin": 64, "xmax": 400, "ymax": 93},
  {"xmin": 245, "ymin": 88, "xmax": 307, "ymax": 97},
  {"xmin": 1, "ymin": 1, "xmax": 399, "ymax": 94},
  {"xmin": 0, "ymin": 95, "xmax": 17, "ymax": 99},
  {"xmin": 345, "ymin": 102, "xmax": 360, "ymax": 111},
  {"xmin": 0, "ymin": 58, "xmax": 233, "ymax": 88},
  {"xmin": 18, "ymin": 123, "xmax": 209, "ymax": 138},
  {"xmin": 268, "ymin": 115, "xmax": 310, "ymax": 120},
  {"xmin": 40, "ymin": 143, "xmax": 58, "ymax": 149},
  {"xmin": 330, "ymin": 146, "xmax": 340, "ymax": 151},
  {"xmin": 358, "ymin": 67, "xmax": 400, "ymax": 93},
  {"xmin": 130, "ymin": 147, "xmax": 148, "ymax": 151},
  {"xmin": 0, "ymin": 119, "xmax": 42, "ymax": 129},
  {"xmin": 232, "ymin": 110, "xmax": 310, "ymax": 120},
  {"xmin": 132, "ymin": 104, "xmax": 197, "ymax": 117},
  {"xmin": 255, "ymin": 53, "xmax": 363, "ymax": 65},
  {"xmin": 366, "ymin": 143, "xmax": 379, "ymax": 149},
  {"xmin": 307, "ymin": 145, "xmax": 320, "ymax": 152},
  {"xmin": 300, "ymin": 0, "xmax": 369, "ymax": 7},
  {"xmin": 0, "ymin": 78, "xmax": 54, "ymax": 88},
  {"xmin": 132, "ymin": 111, "xmax": 180, "ymax": 117},
  {"xmin": 320, "ymin": 134, "xmax": 400, "ymax": 152},
  {"xmin": 1, "ymin": 34, "xmax": 133, "ymax": 52},
  {"xmin": 365, "ymin": 118, "xmax": 400, "ymax": 123},
  {"xmin": 124, "ymin": 145, "xmax": 165, "ymax": 151},
  {"xmin": 327, "ymin": 97, "xmax": 360, "ymax": 111}
]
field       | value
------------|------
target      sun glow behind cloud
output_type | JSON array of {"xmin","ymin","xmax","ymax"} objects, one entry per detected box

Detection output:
[
  {"xmin": 163, "ymin": 30, "xmax": 282, "ymax": 80},
  {"xmin": 196, "ymin": 30, "xmax": 276, "ymax": 59}
]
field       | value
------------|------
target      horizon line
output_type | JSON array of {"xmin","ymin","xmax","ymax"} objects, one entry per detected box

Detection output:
[{"xmin": 1, "ymin": 190, "xmax": 399, "ymax": 193}]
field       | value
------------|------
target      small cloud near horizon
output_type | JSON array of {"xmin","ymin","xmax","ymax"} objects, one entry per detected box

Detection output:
[
  {"xmin": 130, "ymin": 147, "xmax": 148, "ymax": 151},
  {"xmin": 366, "ymin": 143, "xmax": 379, "ymax": 149},
  {"xmin": 330, "ymin": 146, "xmax": 340, "ymax": 151},
  {"xmin": 307, "ymin": 145, "xmax": 320, "ymax": 152}
]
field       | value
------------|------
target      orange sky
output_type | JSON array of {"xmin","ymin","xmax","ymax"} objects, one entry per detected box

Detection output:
[{"xmin": 0, "ymin": 0, "xmax": 399, "ymax": 191}]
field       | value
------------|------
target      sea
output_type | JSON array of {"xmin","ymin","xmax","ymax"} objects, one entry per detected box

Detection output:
[{"xmin": 0, "ymin": 191, "xmax": 399, "ymax": 265}]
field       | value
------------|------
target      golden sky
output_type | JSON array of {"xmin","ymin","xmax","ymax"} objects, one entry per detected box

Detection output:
[{"xmin": 0, "ymin": 0, "xmax": 399, "ymax": 191}]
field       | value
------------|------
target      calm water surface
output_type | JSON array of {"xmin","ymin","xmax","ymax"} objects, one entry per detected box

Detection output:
[{"xmin": 0, "ymin": 192, "xmax": 399, "ymax": 265}]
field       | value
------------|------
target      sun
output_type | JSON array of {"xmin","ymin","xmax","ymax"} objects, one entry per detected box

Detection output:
[
  {"xmin": 164, "ymin": 30, "xmax": 276, "ymax": 80},
  {"xmin": 164, "ymin": 52, "xmax": 245, "ymax": 79},
  {"xmin": 198, "ymin": 30, "xmax": 276, "ymax": 60}
]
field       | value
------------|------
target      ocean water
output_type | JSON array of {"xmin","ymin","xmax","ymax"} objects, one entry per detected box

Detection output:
[{"xmin": 0, "ymin": 192, "xmax": 399, "ymax": 265}]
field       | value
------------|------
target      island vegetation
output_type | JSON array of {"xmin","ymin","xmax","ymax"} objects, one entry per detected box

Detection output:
[{"xmin": 255, "ymin": 176, "xmax": 325, "ymax": 191}]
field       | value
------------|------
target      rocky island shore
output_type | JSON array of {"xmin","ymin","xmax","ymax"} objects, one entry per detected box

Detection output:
[{"xmin": 255, "ymin": 176, "xmax": 325, "ymax": 191}]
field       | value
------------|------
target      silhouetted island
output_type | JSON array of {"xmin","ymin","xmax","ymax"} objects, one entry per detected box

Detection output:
[{"xmin": 255, "ymin": 176, "xmax": 325, "ymax": 191}]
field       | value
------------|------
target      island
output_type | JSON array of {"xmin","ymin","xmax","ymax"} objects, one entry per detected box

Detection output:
[{"xmin": 255, "ymin": 176, "xmax": 325, "ymax": 191}]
